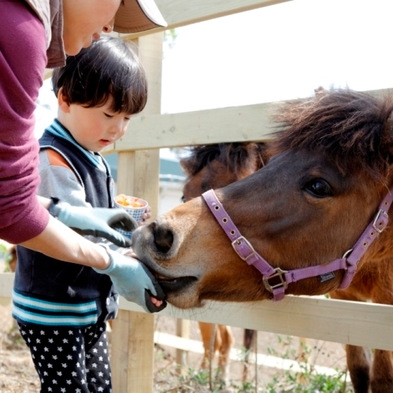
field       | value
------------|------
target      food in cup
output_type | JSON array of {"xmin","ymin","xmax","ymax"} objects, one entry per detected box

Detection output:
[{"xmin": 114, "ymin": 194, "xmax": 147, "ymax": 208}]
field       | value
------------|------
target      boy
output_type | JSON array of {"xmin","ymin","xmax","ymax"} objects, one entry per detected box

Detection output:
[{"xmin": 13, "ymin": 36, "xmax": 163, "ymax": 392}]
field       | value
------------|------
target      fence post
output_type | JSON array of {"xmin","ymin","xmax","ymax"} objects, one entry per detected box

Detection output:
[
  {"xmin": 111, "ymin": 32, "xmax": 164, "ymax": 392},
  {"xmin": 176, "ymin": 319, "xmax": 191, "ymax": 374},
  {"xmin": 111, "ymin": 310, "xmax": 156, "ymax": 392}
]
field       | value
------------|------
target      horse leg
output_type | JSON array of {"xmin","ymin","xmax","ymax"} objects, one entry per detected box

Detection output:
[
  {"xmin": 217, "ymin": 325, "xmax": 234, "ymax": 380},
  {"xmin": 242, "ymin": 329, "xmax": 255, "ymax": 382},
  {"xmin": 370, "ymin": 350, "xmax": 393, "ymax": 392},
  {"xmin": 346, "ymin": 345, "xmax": 372, "ymax": 393},
  {"xmin": 198, "ymin": 322, "xmax": 221, "ymax": 370}
]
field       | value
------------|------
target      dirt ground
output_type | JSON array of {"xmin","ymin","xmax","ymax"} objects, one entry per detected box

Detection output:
[
  {"xmin": 0, "ymin": 303, "xmax": 41, "ymax": 393},
  {"xmin": 0, "ymin": 297, "xmax": 351, "ymax": 392}
]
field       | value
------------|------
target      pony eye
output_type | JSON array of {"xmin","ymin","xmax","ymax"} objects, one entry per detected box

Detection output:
[{"xmin": 303, "ymin": 179, "xmax": 332, "ymax": 198}]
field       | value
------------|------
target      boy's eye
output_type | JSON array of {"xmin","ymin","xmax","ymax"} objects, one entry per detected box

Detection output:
[
  {"xmin": 104, "ymin": 112, "xmax": 114, "ymax": 118},
  {"xmin": 124, "ymin": 116, "xmax": 131, "ymax": 121}
]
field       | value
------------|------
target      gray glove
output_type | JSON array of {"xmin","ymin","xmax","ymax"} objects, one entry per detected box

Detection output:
[
  {"xmin": 94, "ymin": 245, "xmax": 167, "ymax": 313},
  {"xmin": 49, "ymin": 197, "xmax": 137, "ymax": 248}
]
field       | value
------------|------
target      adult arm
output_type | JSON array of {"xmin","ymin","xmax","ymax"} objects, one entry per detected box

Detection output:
[
  {"xmin": 0, "ymin": 2, "xmax": 49, "ymax": 244},
  {"xmin": 20, "ymin": 210, "xmax": 110, "ymax": 268}
]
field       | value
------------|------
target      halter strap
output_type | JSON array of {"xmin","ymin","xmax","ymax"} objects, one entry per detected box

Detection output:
[{"xmin": 202, "ymin": 189, "xmax": 393, "ymax": 301}]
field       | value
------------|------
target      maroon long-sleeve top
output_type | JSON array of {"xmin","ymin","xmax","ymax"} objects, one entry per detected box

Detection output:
[{"xmin": 0, "ymin": 1, "xmax": 50, "ymax": 243}]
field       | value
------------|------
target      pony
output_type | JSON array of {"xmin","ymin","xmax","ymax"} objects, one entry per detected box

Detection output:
[
  {"xmin": 180, "ymin": 142, "xmax": 267, "ymax": 381},
  {"xmin": 132, "ymin": 88, "xmax": 393, "ymax": 393}
]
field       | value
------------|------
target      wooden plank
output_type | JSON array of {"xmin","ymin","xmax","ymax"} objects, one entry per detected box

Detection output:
[
  {"xmin": 117, "ymin": 296, "xmax": 393, "ymax": 352},
  {"xmin": 154, "ymin": 331, "xmax": 343, "ymax": 376},
  {"xmin": 175, "ymin": 318, "xmax": 190, "ymax": 375},
  {"xmin": 111, "ymin": 311, "xmax": 131, "ymax": 392},
  {"xmin": 116, "ymin": 102, "xmax": 274, "ymax": 150},
  {"xmin": 0, "ymin": 273, "xmax": 14, "ymax": 306},
  {"xmin": 123, "ymin": 0, "xmax": 293, "ymax": 37},
  {"xmin": 115, "ymin": 33, "xmax": 163, "ymax": 213},
  {"xmin": 1, "ymin": 273, "xmax": 392, "ymax": 350},
  {"xmin": 115, "ymin": 87, "xmax": 393, "ymax": 151},
  {"xmin": 111, "ymin": 311, "xmax": 156, "ymax": 392}
]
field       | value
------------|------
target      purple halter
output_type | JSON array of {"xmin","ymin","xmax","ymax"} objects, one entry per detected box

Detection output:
[{"xmin": 202, "ymin": 188, "xmax": 393, "ymax": 301}]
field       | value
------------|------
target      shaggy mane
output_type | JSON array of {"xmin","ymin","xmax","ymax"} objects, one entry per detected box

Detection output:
[{"xmin": 269, "ymin": 89, "xmax": 393, "ymax": 180}]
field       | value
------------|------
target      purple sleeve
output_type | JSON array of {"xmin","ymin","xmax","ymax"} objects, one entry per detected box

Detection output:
[{"xmin": 0, "ymin": 1, "xmax": 50, "ymax": 243}]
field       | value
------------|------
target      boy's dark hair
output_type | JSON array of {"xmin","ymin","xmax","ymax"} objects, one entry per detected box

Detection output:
[{"xmin": 52, "ymin": 36, "xmax": 147, "ymax": 115}]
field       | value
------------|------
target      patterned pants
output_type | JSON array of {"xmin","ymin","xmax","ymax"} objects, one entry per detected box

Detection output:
[{"xmin": 18, "ymin": 321, "xmax": 112, "ymax": 393}]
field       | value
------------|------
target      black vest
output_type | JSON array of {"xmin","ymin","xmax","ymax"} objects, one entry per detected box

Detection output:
[{"xmin": 15, "ymin": 128, "xmax": 117, "ymax": 319}]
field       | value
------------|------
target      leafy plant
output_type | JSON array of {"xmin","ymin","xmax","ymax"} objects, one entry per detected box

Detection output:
[
  {"xmin": 265, "ymin": 336, "xmax": 353, "ymax": 393},
  {"xmin": 153, "ymin": 334, "xmax": 353, "ymax": 392},
  {"xmin": 0, "ymin": 243, "xmax": 7, "ymax": 258},
  {"xmin": 1, "ymin": 244, "xmax": 15, "ymax": 272}
]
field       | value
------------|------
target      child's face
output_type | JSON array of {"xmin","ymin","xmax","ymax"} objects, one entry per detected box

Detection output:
[{"xmin": 62, "ymin": 99, "xmax": 131, "ymax": 152}]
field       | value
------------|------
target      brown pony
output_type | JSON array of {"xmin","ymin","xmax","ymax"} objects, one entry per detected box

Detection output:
[
  {"xmin": 133, "ymin": 88, "xmax": 393, "ymax": 393},
  {"xmin": 180, "ymin": 142, "xmax": 267, "ymax": 381}
]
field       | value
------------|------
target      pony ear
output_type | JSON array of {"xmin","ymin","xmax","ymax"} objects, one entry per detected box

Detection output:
[
  {"xmin": 255, "ymin": 142, "xmax": 270, "ymax": 168},
  {"xmin": 314, "ymin": 86, "xmax": 328, "ymax": 97},
  {"xmin": 179, "ymin": 156, "xmax": 192, "ymax": 175},
  {"xmin": 179, "ymin": 146, "xmax": 197, "ymax": 175}
]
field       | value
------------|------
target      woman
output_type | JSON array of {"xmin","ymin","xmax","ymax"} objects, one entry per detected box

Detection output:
[{"xmin": 0, "ymin": 0, "xmax": 167, "ymax": 312}]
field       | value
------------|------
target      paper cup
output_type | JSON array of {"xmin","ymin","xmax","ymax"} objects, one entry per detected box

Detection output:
[{"xmin": 114, "ymin": 194, "xmax": 148, "ymax": 238}]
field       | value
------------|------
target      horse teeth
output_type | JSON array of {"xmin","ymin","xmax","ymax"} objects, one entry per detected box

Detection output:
[{"xmin": 156, "ymin": 274, "xmax": 172, "ymax": 281}]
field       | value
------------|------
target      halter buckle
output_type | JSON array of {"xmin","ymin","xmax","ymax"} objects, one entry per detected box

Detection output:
[
  {"xmin": 231, "ymin": 236, "xmax": 257, "ymax": 262},
  {"xmin": 263, "ymin": 268, "xmax": 288, "ymax": 293},
  {"xmin": 372, "ymin": 209, "xmax": 389, "ymax": 233}
]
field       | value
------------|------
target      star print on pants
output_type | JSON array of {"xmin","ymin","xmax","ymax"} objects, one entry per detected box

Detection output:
[{"xmin": 18, "ymin": 321, "xmax": 112, "ymax": 392}]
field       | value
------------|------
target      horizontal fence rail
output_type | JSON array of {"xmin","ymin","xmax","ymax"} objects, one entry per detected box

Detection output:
[{"xmin": 1, "ymin": 273, "xmax": 392, "ymax": 351}]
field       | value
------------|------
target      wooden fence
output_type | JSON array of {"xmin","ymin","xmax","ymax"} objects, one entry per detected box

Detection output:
[
  {"xmin": 1, "ymin": 273, "xmax": 393, "ymax": 391},
  {"xmin": 2, "ymin": 1, "xmax": 393, "ymax": 392}
]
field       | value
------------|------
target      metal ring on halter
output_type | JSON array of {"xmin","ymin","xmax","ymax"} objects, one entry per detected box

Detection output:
[{"xmin": 262, "ymin": 268, "xmax": 288, "ymax": 293}]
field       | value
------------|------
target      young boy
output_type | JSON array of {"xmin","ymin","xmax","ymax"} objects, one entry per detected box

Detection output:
[{"xmin": 13, "ymin": 36, "xmax": 162, "ymax": 392}]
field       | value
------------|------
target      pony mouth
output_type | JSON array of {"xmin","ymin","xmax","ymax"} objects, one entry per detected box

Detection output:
[{"xmin": 154, "ymin": 273, "xmax": 198, "ymax": 294}]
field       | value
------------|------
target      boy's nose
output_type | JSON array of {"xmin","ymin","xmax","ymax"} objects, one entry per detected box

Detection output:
[{"xmin": 109, "ymin": 122, "xmax": 127, "ymax": 135}]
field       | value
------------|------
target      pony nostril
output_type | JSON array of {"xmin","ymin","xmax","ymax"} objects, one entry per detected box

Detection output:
[{"xmin": 153, "ymin": 222, "xmax": 174, "ymax": 253}]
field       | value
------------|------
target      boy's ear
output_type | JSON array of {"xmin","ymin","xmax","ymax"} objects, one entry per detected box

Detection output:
[{"xmin": 57, "ymin": 87, "xmax": 71, "ymax": 113}]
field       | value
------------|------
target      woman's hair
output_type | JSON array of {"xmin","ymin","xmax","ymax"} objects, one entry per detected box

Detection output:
[{"xmin": 52, "ymin": 36, "xmax": 147, "ymax": 115}]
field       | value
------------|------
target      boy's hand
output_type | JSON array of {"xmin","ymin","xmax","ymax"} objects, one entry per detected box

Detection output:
[
  {"xmin": 49, "ymin": 198, "xmax": 137, "ymax": 247},
  {"xmin": 139, "ymin": 205, "xmax": 152, "ymax": 225}
]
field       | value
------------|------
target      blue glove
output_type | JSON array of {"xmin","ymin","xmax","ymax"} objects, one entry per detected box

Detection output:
[
  {"xmin": 49, "ymin": 197, "xmax": 137, "ymax": 248},
  {"xmin": 94, "ymin": 245, "xmax": 167, "ymax": 313}
]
